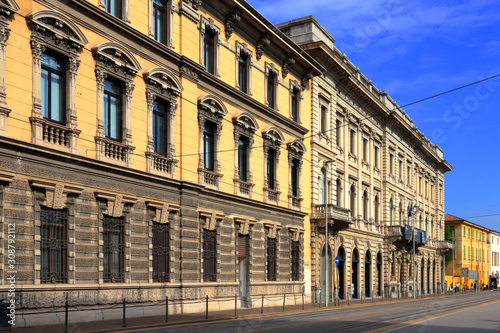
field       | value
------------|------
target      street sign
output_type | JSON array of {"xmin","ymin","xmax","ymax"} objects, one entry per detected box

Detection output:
[
  {"xmin": 469, "ymin": 270, "xmax": 477, "ymax": 280},
  {"xmin": 335, "ymin": 256, "xmax": 339, "ymax": 266},
  {"xmin": 461, "ymin": 268, "xmax": 469, "ymax": 277}
]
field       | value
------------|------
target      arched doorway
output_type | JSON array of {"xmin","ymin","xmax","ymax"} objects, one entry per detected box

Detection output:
[
  {"xmin": 365, "ymin": 250, "xmax": 371, "ymax": 297},
  {"xmin": 376, "ymin": 252, "xmax": 382, "ymax": 296},
  {"xmin": 427, "ymin": 258, "xmax": 431, "ymax": 294},
  {"xmin": 352, "ymin": 248, "xmax": 359, "ymax": 298},
  {"xmin": 337, "ymin": 246, "xmax": 346, "ymax": 299},
  {"xmin": 421, "ymin": 258, "xmax": 425, "ymax": 294},
  {"xmin": 321, "ymin": 243, "xmax": 332, "ymax": 302}
]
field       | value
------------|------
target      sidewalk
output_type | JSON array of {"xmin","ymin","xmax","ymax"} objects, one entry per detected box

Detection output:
[{"xmin": 10, "ymin": 292, "xmax": 468, "ymax": 333}]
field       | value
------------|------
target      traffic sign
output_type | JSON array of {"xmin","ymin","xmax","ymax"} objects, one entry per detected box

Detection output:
[{"xmin": 335, "ymin": 256, "xmax": 340, "ymax": 266}]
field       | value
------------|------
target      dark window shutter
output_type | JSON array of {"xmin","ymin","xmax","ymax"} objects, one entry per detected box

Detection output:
[{"xmin": 238, "ymin": 234, "xmax": 247, "ymax": 258}]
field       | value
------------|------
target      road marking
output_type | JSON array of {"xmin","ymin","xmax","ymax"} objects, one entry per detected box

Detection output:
[{"xmin": 364, "ymin": 298, "xmax": 500, "ymax": 333}]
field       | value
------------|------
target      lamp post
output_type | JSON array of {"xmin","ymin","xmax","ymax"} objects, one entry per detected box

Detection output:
[{"xmin": 324, "ymin": 160, "xmax": 334, "ymax": 307}]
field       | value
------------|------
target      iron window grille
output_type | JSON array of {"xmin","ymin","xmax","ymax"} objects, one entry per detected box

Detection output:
[
  {"xmin": 203, "ymin": 229, "xmax": 217, "ymax": 282},
  {"xmin": 103, "ymin": 215, "xmax": 125, "ymax": 283},
  {"xmin": 291, "ymin": 241, "xmax": 300, "ymax": 281},
  {"xmin": 152, "ymin": 221, "xmax": 170, "ymax": 282},
  {"xmin": 40, "ymin": 207, "xmax": 68, "ymax": 284},
  {"xmin": 267, "ymin": 237, "xmax": 277, "ymax": 281}
]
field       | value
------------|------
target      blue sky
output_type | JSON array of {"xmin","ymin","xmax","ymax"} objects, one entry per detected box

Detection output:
[{"xmin": 246, "ymin": 0, "xmax": 500, "ymax": 230}]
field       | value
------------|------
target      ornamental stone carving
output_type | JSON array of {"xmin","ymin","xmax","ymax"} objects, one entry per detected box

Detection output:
[
  {"xmin": 256, "ymin": 33, "xmax": 271, "ymax": 60},
  {"xmin": 225, "ymin": 8, "xmax": 241, "ymax": 40},
  {"xmin": 282, "ymin": 54, "xmax": 296, "ymax": 79}
]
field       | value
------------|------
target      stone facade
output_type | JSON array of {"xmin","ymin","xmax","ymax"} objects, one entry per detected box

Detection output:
[
  {"xmin": 0, "ymin": 0, "xmax": 323, "ymax": 311},
  {"xmin": 278, "ymin": 16, "xmax": 453, "ymax": 300}
]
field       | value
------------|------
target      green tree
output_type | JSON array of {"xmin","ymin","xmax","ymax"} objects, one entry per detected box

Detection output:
[{"xmin": 444, "ymin": 225, "xmax": 455, "ymax": 266}]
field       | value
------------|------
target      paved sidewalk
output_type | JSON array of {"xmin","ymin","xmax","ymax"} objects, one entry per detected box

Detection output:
[{"xmin": 10, "ymin": 292, "xmax": 465, "ymax": 333}]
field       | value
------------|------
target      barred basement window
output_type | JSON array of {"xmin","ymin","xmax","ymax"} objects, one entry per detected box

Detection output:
[
  {"xmin": 267, "ymin": 237, "xmax": 277, "ymax": 281},
  {"xmin": 103, "ymin": 215, "xmax": 124, "ymax": 283},
  {"xmin": 152, "ymin": 222, "xmax": 170, "ymax": 282},
  {"xmin": 291, "ymin": 241, "xmax": 300, "ymax": 281},
  {"xmin": 40, "ymin": 207, "xmax": 68, "ymax": 284},
  {"xmin": 203, "ymin": 229, "xmax": 216, "ymax": 282}
]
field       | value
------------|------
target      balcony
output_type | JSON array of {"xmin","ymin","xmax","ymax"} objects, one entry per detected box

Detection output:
[
  {"xmin": 311, "ymin": 204, "xmax": 352, "ymax": 231},
  {"xmin": 386, "ymin": 225, "xmax": 404, "ymax": 238},
  {"xmin": 146, "ymin": 152, "xmax": 177, "ymax": 177},
  {"xmin": 435, "ymin": 240, "xmax": 453, "ymax": 253},
  {"xmin": 388, "ymin": 224, "xmax": 428, "ymax": 252},
  {"xmin": 95, "ymin": 137, "xmax": 134, "ymax": 165},
  {"xmin": 199, "ymin": 168, "xmax": 222, "ymax": 189}
]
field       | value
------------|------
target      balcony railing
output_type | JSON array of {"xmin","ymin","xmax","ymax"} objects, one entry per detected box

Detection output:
[
  {"xmin": 146, "ymin": 152, "xmax": 176, "ymax": 176},
  {"xmin": 386, "ymin": 225, "xmax": 403, "ymax": 237},
  {"xmin": 435, "ymin": 240, "xmax": 453, "ymax": 252},
  {"xmin": 95, "ymin": 137, "xmax": 132, "ymax": 162},
  {"xmin": 234, "ymin": 179, "xmax": 254, "ymax": 197},
  {"xmin": 267, "ymin": 188, "xmax": 280, "ymax": 203},
  {"xmin": 312, "ymin": 204, "xmax": 351, "ymax": 224},
  {"xmin": 199, "ymin": 168, "xmax": 222, "ymax": 188}
]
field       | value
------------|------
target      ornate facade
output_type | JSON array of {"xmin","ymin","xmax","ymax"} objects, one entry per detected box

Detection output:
[
  {"xmin": 278, "ymin": 16, "xmax": 453, "ymax": 300},
  {"xmin": 0, "ymin": 0, "xmax": 323, "ymax": 313}
]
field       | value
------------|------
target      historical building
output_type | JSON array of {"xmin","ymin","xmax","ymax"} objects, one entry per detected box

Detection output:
[
  {"xmin": 445, "ymin": 214, "xmax": 490, "ymax": 289},
  {"xmin": 488, "ymin": 229, "xmax": 500, "ymax": 288},
  {"xmin": 0, "ymin": 0, "xmax": 324, "ymax": 311},
  {"xmin": 278, "ymin": 16, "xmax": 453, "ymax": 301}
]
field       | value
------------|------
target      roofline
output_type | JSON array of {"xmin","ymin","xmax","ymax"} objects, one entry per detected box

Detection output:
[
  {"xmin": 445, "ymin": 219, "xmax": 492, "ymax": 232},
  {"xmin": 235, "ymin": 1, "xmax": 325, "ymax": 77}
]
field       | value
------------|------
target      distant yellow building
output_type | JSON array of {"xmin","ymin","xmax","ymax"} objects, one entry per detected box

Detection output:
[{"xmin": 445, "ymin": 214, "xmax": 490, "ymax": 289}]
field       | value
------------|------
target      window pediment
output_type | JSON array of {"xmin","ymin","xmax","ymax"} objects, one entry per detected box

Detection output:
[
  {"xmin": 232, "ymin": 112, "xmax": 258, "ymax": 133},
  {"xmin": 92, "ymin": 42, "xmax": 141, "ymax": 77},
  {"xmin": 144, "ymin": 67, "xmax": 183, "ymax": 97},
  {"xmin": 27, "ymin": 10, "xmax": 88, "ymax": 52},
  {"xmin": 0, "ymin": 0, "xmax": 19, "ymax": 16},
  {"xmin": 287, "ymin": 139, "xmax": 306, "ymax": 157},
  {"xmin": 262, "ymin": 127, "xmax": 285, "ymax": 146},
  {"xmin": 198, "ymin": 95, "xmax": 228, "ymax": 118}
]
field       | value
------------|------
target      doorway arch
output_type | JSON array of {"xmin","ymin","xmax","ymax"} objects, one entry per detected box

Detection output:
[
  {"xmin": 352, "ymin": 248, "xmax": 359, "ymax": 298},
  {"xmin": 365, "ymin": 250, "xmax": 371, "ymax": 297},
  {"xmin": 376, "ymin": 252, "xmax": 382, "ymax": 296},
  {"xmin": 337, "ymin": 246, "xmax": 346, "ymax": 299}
]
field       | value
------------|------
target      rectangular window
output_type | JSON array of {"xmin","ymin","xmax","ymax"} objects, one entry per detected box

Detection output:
[
  {"xmin": 203, "ymin": 121, "xmax": 215, "ymax": 171},
  {"xmin": 425, "ymin": 181, "xmax": 428, "ymax": 197},
  {"xmin": 291, "ymin": 158, "xmax": 299, "ymax": 196},
  {"xmin": 321, "ymin": 106, "xmax": 328, "ymax": 133},
  {"xmin": 362, "ymin": 139, "xmax": 367, "ymax": 161},
  {"xmin": 398, "ymin": 161, "xmax": 402, "ymax": 180},
  {"xmin": 103, "ymin": 215, "xmax": 124, "ymax": 283},
  {"xmin": 291, "ymin": 241, "xmax": 300, "ymax": 281},
  {"xmin": 419, "ymin": 177, "xmax": 422, "ymax": 194},
  {"xmin": 267, "ymin": 148, "xmax": 276, "ymax": 190},
  {"xmin": 350, "ymin": 130, "xmax": 356, "ymax": 154},
  {"xmin": 267, "ymin": 237, "xmax": 277, "ymax": 281},
  {"xmin": 336, "ymin": 120, "xmax": 341, "ymax": 146},
  {"xmin": 40, "ymin": 207, "xmax": 68, "ymax": 284},
  {"xmin": 153, "ymin": 99, "xmax": 169, "ymax": 155},
  {"xmin": 267, "ymin": 72, "xmax": 276, "ymax": 109},
  {"xmin": 431, "ymin": 184, "xmax": 434, "ymax": 201},
  {"xmin": 463, "ymin": 245, "xmax": 466, "ymax": 259},
  {"xmin": 41, "ymin": 53, "xmax": 65, "ymax": 123},
  {"xmin": 203, "ymin": 229, "xmax": 216, "ymax": 282},
  {"xmin": 291, "ymin": 88, "xmax": 299, "ymax": 122},
  {"xmin": 238, "ymin": 54, "xmax": 248, "ymax": 93},
  {"xmin": 104, "ymin": 79, "xmax": 123, "ymax": 141},
  {"xmin": 105, "ymin": 0, "xmax": 121, "ymax": 17},
  {"xmin": 238, "ymin": 137, "xmax": 248, "ymax": 181},
  {"xmin": 407, "ymin": 166, "xmax": 410, "ymax": 185},
  {"xmin": 374, "ymin": 146, "xmax": 379, "ymax": 168},
  {"xmin": 204, "ymin": 31, "xmax": 215, "ymax": 74},
  {"xmin": 152, "ymin": 221, "xmax": 169, "ymax": 282},
  {"xmin": 153, "ymin": 0, "xmax": 167, "ymax": 43},
  {"xmin": 390, "ymin": 154, "xmax": 394, "ymax": 174}
]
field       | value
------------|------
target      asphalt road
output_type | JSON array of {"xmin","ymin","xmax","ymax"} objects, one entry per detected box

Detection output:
[{"xmin": 124, "ymin": 291, "xmax": 500, "ymax": 333}]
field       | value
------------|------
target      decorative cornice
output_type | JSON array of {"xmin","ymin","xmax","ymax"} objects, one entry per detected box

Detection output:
[
  {"xmin": 30, "ymin": 181, "xmax": 84, "ymax": 209},
  {"xmin": 225, "ymin": 8, "xmax": 241, "ymax": 40},
  {"xmin": 256, "ymin": 33, "xmax": 271, "ymax": 61},
  {"xmin": 282, "ymin": 54, "xmax": 296, "ymax": 79},
  {"xmin": 95, "ymin": 191, "xmax": 137, "ymax": 217}
]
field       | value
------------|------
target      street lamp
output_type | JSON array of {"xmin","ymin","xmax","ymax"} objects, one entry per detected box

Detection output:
[{"xmin": 324, "ymin": 160, "xmax": 334, "ymax": 307}]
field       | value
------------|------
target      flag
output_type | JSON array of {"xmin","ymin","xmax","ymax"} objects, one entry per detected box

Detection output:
[{"xmin": 408, "ymin": 202, "xmax": 413, "ymax": 217}]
